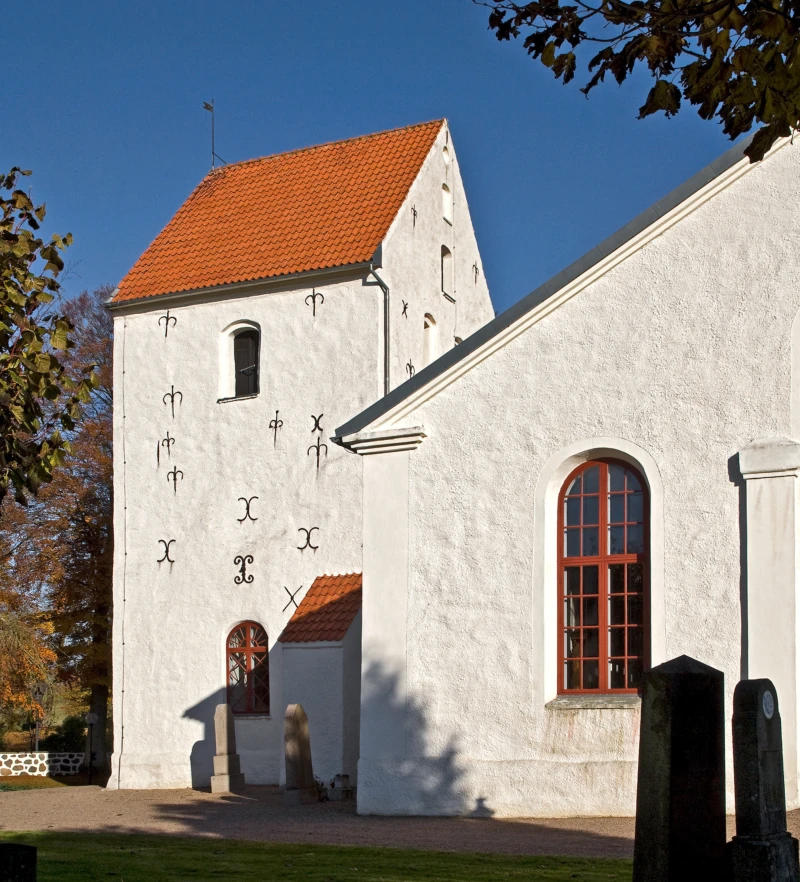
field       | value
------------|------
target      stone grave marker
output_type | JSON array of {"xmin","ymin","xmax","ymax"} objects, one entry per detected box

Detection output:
[
  {"xmin": 0, "ymin": 843, "xmax": 37, "ymax": 881},
  {"xmin": 209, "ymin": 703, "xmax": 246, "ymax": 794},
  {"xmin": 632, "ymin": 655, "xmax": 726, "ymax": 881},
  {"xmin": 728, "ymin": 678, "xmax": 800, "ymax": 882},
  {"xmin": 284, "ymin": 703, "xmax": 316, "ymax": 804}
]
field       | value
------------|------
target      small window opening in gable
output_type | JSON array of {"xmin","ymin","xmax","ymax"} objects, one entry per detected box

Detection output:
[
  {"xmin": 234, "ymin": 329, "xmax": 260, "ymax": 397},
  {"xmin": 423, "ymin": 314, "xmax": 439, "ymax": 367},
  {"xmin": 443, "ymin": 144, "xmax": 450, "ymax": 165},
  {"xmin": 442, "ymin": 184, "xmax": 452, "ymax": 224},
  {"xmin": 441, "ymin": 246, "xmax": 453, "ymax": 298}
]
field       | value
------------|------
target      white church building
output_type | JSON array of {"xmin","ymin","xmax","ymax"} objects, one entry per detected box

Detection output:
[{"xmin": 110, "ymin": 118, "xmax": 800, "ymax": 818}]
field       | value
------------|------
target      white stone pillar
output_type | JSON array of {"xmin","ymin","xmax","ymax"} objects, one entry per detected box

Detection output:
[
  {"xmin": 739, "ymin": 436, "xmax": 800, "ymax": 808},
  {"xmin": 338, "ymin": 427, "xmax": 425, "ymax": 803}
]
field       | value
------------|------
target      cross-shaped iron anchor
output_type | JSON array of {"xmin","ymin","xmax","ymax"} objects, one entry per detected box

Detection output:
[{"xmin": 283, "ymin": 585, "xmax": 303, "ymax": 612}]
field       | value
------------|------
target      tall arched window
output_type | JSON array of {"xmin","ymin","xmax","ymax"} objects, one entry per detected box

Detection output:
[
  {"xmin": 423, "ymin": 314, "xmax": 438, "ymax": 366},
  {"xmin": 558, "ymin": 460, "xmax": 648, "ymax": 694},
  {"xmin": 227, "ymin": 622, "xmax": 270, "ymax": 714},
  {"xmin": 441, "ymin": 246, "xmax": 453, "ymax": 298},
  {"xmin": 442, "ymin": 184, "xmax": 452, "ymax": 224},
  {"xmin": 233, "ymin": 328, "xmax": 259, "ymax": 397}
]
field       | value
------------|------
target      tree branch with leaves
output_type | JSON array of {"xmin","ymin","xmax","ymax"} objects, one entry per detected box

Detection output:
[
  {"xmin": 0, "ymin": 167, "xmax": 98, "ymax": 509},
  {"xmin": 477, "ymin": 0, "xmax": 800, "ymax": 160}
]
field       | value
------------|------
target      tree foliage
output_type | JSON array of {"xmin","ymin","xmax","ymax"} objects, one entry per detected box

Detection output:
[
  {"xmin": 0, "ymin": 286, "xmax": 112, "ymax": 759},
  {"xmin": 0, "ymin": 167, "xmax": 97, "ymax": 508},
  {"xmin": 478, "ymin": 0, "xmax": 800, "ymax": 160}
]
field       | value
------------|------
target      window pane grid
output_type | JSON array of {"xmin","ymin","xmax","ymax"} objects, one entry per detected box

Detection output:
[
  {"xmin": 226, "ymin": 621, "xmax": 270, "ymax": 714},
  {"xmin": 559, "ymin": 461, "xmax": 648, "ymax": 694}
]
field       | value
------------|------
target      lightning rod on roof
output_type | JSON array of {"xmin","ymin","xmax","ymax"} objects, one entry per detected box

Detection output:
[{"xmin": 203, "ymin": 99, "xmax": 227, "ymax": 169}]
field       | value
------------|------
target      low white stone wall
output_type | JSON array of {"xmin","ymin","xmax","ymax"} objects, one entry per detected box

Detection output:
[{"xmin": 0, "ymin": 752, "xmax": 84, "ymax": 777}]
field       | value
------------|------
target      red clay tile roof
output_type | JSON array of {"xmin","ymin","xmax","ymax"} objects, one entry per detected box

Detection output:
[
  {"xmin": 112, "ymin": 120, "xmax": 444, "ymax": 303},
  {"xmin": 279, "ymin": 573, "xmax": 362, "ymax": 643}
]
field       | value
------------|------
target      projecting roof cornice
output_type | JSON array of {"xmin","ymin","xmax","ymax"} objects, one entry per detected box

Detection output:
[{"xmin": 334, "ymin": 131, "xmax": 784, "ymax": 442}]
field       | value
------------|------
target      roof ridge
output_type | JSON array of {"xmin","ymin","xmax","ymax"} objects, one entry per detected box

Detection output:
[{"xmin": 203, "ymin": 119, "xmax": 445, "ymax": 178}]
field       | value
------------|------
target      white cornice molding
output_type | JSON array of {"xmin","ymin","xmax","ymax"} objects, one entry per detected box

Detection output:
[
  {"xmin": 335, "ymin": 426, "xmax": 426, "ymax": 456},
  {"xmin": 739, "ymin": 436, "xmax": 800, "ymax": 479},
  {"xmin": 363, "ymin": 139, "xmax": 789, "ymax": 433}
]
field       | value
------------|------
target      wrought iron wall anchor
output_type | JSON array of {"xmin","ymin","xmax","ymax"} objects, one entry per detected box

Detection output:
[
  {"xmin": 297, "ymin": 527, "xmax": 319, "ymax": 551},
  {"xmin": 237, "ymin": 496, "xmax": 258, "ymax": 522},
  {"xmin": 157, "ymin": 539, "xmax": 176, "ymax": 564},
  {"xmin": 283, "ymin": 585, "xmax": 302, "ymax": 612},
  {"xmin": 269, "ymin": 411, "xmax": 283, "ymax": 446},
  {"xmin": 473, "ymin": 261, "xmax": 480, "ymax": 283},
  {"xmin": 167, "ymin": 466, "xmax": 183, "ymax": 494},
  {"xmin": 305, "ymin": 288, "xmax": 324, "ymax": 316},
  {"xmin": 162, "ymin": 433, "xmax": 175, "ymax": 457},
  {"xmin": 163, "ymin": 385, "xmax": 183, "ymax": 419},
  {"xmin": 307, "ymin": 437, "xmax": 328, "ymax": 470},
  {"xmin": 311, "ymin": 413, "xmax": 324, "ymax": 433},
  {"xmin": 401, "ymin": 300, "xmax": 408, "ymax": 318},
  {"xmin": 234, "ymin": 554, "xmax": 254, "ymax": 585},
  {"xmin": 411, "ymin": 204, "xmax": 417, "ymax": 227},
  {"xmin": 158, "ymin": 310, "xmax": 177, "ymax": 337},
  {"xmin": 406, "ymin": 360, "xmax": 415, "ymax": 377}
]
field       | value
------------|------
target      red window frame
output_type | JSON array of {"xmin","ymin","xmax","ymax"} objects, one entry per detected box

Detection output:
[
  {"xmin": 226, "ymin": 621, "xmax": 270, "ymax": 714},
  {"xmin": 557, "ymin": 459, "xmax": 650, "ymax": 694}
]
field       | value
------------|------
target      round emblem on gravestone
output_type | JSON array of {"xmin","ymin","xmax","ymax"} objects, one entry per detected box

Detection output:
[{"xmin": 763, "ymin": 690, "xmax": 775, "ymax": 719}]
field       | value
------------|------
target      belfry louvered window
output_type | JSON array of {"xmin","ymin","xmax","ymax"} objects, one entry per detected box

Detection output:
[
  {"xmin": 558, "ymin": 460, "xmax": 649, "ymax": 694},
  {"xmin": 233, "ymin": 329, "xmax": 259, "ymax": 397},
  {"xmin": 226, "ymin": 622, "xmax": 270, "ymax": 714}
]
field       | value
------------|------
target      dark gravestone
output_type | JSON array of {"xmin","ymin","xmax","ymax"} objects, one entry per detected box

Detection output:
[
  {"xmin": 0, "ymin": 844, "xmax": 37, "ymax": 881},
  {"xmin": 632, "ymin": 655, "xmax": 726, "ymax": 882},
  {"xmin": 728, "ymin": 679, "xmax": 800, "ymax": 882}
]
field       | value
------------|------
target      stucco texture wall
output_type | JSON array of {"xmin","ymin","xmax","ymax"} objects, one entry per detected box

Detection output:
[
  {"xmin": 109, "ymin": 125, "xmax": 494, "ymax": 791},
  {"xmin": 363, "ymin": 142, "xmax": 800, "ymax": 817}
]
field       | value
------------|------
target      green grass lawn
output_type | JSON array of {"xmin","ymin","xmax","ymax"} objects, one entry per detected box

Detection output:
[{"xmin": 0, "ymin": 832, "xmax": 632, "ymax": 881}]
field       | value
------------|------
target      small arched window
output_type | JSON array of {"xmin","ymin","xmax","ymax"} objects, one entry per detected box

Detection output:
[
  {"xmin": 442, "ymin": 184, "xmax": 452, "ymax": 224},
  {"xmin": 423, "ymin": 314, "xmax": 438, "ymax": 366},
  {"xmin": 441, "ymin": 246, "xmax": 453, "ymax": 298},
  {"xmin": 233, "ymin": 329, "xmax": 259, "ymax": 397},
  {"xmin": 558, "ymin": 460, "xmax": 648, "ymax": 694},
  {"xmin": 227, "ymin": 622, "xmax": 270, "ymax": 714}
]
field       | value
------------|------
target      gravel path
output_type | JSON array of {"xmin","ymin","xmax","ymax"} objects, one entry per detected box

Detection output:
[{"xmin": 2, "ymin": 786, "xmax": 799, "ymax": 859}]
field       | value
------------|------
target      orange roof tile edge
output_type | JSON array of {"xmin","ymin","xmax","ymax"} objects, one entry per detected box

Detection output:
[
  {"xmin": 278, "ymin": 572, "xmax": 362, "ymax": 643},
  {"xmin": 112, "ymin": 120, "xmax": 444, "ymax": 303}
]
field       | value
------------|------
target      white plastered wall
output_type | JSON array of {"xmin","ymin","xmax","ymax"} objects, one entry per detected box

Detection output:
[
  {"xmin": 109, "ymin": 124, "xmax": 494, "ymax": 790},
  {"xmin": 356, "ymin": 141, "xmax": 800, "ymax": 816}
]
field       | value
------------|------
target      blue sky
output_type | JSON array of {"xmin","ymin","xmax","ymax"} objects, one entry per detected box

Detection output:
[{"xmin": 3, "ymin": 0, "xmax": 738, "ymax": 315}]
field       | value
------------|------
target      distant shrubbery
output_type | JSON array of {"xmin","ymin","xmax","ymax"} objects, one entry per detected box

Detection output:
[{"xmin": 39, "ymin": 715, "xmax": 85, "ymax": 752}]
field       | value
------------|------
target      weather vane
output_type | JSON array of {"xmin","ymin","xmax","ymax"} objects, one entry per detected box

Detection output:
[{"xmin": 203, "ymin": 99, "xmax": 227, "ymax": 169}]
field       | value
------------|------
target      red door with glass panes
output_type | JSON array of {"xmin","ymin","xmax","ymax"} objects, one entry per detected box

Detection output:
[{"xmin": 557, "ymin": 460, "xmax": 649, "ymax": 694}]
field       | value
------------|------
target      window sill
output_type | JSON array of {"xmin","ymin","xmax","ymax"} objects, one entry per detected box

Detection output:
[
  {"xmin": 217, "ymin": 393, "xmax": 259, "ymax": 404},
  {"xmin": 546, "ymin": 694, "xmax": 641, "ymax": 710},
  {"xmin": 233, "ymin": 714, "xmax": 271, "ymax": 720}
]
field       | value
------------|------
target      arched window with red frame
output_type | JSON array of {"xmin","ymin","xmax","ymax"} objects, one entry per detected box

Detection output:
[
  {"xmin": 558, "ymin": 460, "xmax": 649, "ymax": 694},
  {"xmin": 226, "ymin": 622, "xmax": 270, "ymax": 714}
]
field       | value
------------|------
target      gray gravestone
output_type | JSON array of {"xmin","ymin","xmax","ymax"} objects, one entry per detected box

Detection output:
[
  {"xmin": 284, "ymin": 703, "xmax": 316, "ymax": 804},
  {"xmin": 209, "ymin": 703, "xmax": 246, "ymax": 794},
  {"xmin": 728, "ymin": 679, "xmax": 800, "ymax": 881},
  {"xmin": 632, "ymin": 655, "xmax": 726, "ymax": 882},
  {"xmin": 0, "ymin": 844, "xmax": 37, "ymax": 881}
]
